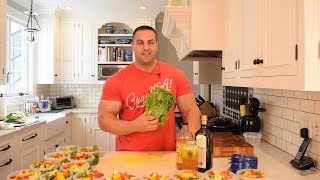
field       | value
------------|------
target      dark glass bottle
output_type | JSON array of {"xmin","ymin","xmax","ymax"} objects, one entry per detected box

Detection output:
[{"xmin": 195, "ymin": 115, "xmax": 212, "ymax": 172}]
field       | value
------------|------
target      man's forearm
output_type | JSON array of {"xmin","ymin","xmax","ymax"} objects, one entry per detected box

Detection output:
[
  {"xmin": 98, "ymin": 113, "xmax": 137, "ymax": 136},
  {"xmin": 186, "ymin": 107, "xmax": 201, "ymax": 137}
]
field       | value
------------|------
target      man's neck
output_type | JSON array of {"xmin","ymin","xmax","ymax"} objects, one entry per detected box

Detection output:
[{"xmin": 135, "ymin": 60, "xmax": 157, "ymax": 72}]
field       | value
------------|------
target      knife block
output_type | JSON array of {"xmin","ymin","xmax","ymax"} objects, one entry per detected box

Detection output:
[{"xmin": 199, "ymin": 102, "xmax": 217, "ymax": 118}]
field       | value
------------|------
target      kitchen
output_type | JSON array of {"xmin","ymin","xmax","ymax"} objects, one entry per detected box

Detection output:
[{"xmin": 0, "ymin": 0, "xmax": 320, "ymax": 179}]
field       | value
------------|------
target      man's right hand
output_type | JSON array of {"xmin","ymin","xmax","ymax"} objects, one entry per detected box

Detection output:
[{"xmin": 133, "ymin": 112, "xmax": 159, "ymax": 132}]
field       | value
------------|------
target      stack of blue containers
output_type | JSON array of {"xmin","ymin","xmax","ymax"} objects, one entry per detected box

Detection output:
[{"xmin": 229, "ymin": 154, "xmax": 258, "ymax": 173}]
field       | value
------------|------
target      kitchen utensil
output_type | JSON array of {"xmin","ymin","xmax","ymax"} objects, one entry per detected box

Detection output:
[{"xmin": 119, "ymin": 28, "xmax": 129, "ymax": 34}]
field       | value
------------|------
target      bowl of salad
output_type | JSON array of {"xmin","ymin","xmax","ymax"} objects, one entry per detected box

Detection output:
[
  {"xmin": 143, "ymin": 172, "xmax": 169, "ymax": 180},
  {"xmin": 30, "ymin": 159, "xmax": 60, "ymax": 174},
  {"xmin": 73, "ymin": 170, "xmax": 105, "ymax": 180},
  {"xmin": 60, "ymin": 161, "xmax": 91, "ymax": 174},
  {"xmin": 68, "ymin": 152, "xmax": 95, "ymax": 165},
  {"xmin": 44, "ymin": 152, "xmax": 69, "ymax": 162},
  {"xmin": 174, "ymin": 170, "xmax": 201, "ymax": 180},
  {"xmin": 7, "ymin": 169, "xmax": 41, "ymax": 180},
  {"xmin": 108, "ymin": 170, "xmax": 136, "ymax": 180},
  {"xmin": 56, "ymin": 145, "xmax": 79, "ymax": 154},
  {"xmin": 206, "ymin": 170, "xmax": 234, "ymax": 180},
  {"xmin": 236, "ymin": 169, "xmax": 265, "ymax": 180},
  {"xmin": 78, "ymin": 145, "xmax": 101, "ymax": 166},
  {"xmin": 40, "ymin": 169, "xmax": 73, "ymax": 180}
]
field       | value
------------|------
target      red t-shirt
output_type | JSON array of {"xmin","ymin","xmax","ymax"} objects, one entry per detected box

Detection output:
[{"xmin": 100, "ymin": 61, "xmax": 193, "ymax": 151}]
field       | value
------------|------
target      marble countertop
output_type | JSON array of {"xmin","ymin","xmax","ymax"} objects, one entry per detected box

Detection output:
[{"xmin": 94, "ymin": 141, "xmax": 320, "ymax": 179}]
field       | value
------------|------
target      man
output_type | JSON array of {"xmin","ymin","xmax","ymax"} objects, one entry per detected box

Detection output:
[{"xmin": 98, "ymin": 25, "xmax": 200, "ymax": 151}]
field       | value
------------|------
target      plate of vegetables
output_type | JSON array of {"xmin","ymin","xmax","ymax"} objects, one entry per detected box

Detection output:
[
  {"xmin": 174, "ymin": 170, "xmax": 201, "ymax": 180},
  {"xmin": 68, "ymin": 152, "xmax": 95, "ymax": 165},
  {"xmin": 236, "ymin": 169, "xmax": 265, "ymax": 179},
  {"xmin": 73, "ymin": 170, "xmax": 105, "ymax": 180},
  {"xmin": 40, "ymin": 169, "xmax": 73, "ymax": 180},
  {"xmin": 30, "ymin": 159, "xmax": 60, "ymax": 173},
  {"xmin": 7, "ymin": 169, "xmax": 41, "ymax": 180},
  {"xmin": 60, "ymin": 161, "xmax": 90, "ymax": 174},
  {"xmin": 108, "ymin": 170, "xmax": 136, "ymax": 180},
  {"xmin": 206, "ymin": 170, "xmax": 234, "ymax": 180},
  {"xmin": 143, "ymin": 172, "xmax": 169, "ymax": 180},
  {"xmin": 56, "ymin": 145, "xmax": 79, "ymax": 154},
  {"xmin": 78, "ymin": 145, "xmax": 101, "ymax": 165},
  {"xmin": 44, "ymin": 152, "xmax": 69, "ymax": 162}
]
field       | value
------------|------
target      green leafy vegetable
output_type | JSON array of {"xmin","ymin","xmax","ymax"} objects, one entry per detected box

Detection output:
[
  {"xmin": 4, "ymin": 111, "xmax": 27, "ymax": 123},
  {"xmin": 145, "ymin": 88, "xmax": 176, "ymax": 126}
]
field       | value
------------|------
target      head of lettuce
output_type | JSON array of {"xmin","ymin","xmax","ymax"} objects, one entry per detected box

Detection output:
[{"xmin": 145, "ymin": 88, "xmax": 176, "ymax": 126}]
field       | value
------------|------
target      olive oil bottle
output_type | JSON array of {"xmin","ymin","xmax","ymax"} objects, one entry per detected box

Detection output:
[{"xmin": 195, "ymin": 115, "xmax": 212, "ymax": 172}]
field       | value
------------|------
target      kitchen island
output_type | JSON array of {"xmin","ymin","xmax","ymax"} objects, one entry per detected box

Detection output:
[{"xmin": 94, "ymin": 141, "xmax": 320, "ymax": 180}]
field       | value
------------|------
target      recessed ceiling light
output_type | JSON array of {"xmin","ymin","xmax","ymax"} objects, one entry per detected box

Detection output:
[
  {"xmin": 139, "ymin": 6, "xmax": 147, "ymax": 10},
  {"xmin": 64, "ymin": 6, "xmax": 73, "ymax": 10}
]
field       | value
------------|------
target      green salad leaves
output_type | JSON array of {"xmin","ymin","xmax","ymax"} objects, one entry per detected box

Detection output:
[
  {"xmin": 4, "ymin": 111, "xmax": 27, "ymax": 123},
  {"xmin": 145, "ymin": 88, "xmax": 176, "ymax": 126}
]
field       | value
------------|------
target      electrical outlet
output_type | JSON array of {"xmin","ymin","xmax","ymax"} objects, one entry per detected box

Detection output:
[{"xmin": 310, "ymin": 119, "xmax": 320, "ymax": 141}]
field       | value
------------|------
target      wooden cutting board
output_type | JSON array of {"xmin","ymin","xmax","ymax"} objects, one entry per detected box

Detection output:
[{"xmin": 212, "ymin": 132, "xmax": 253, "ymax": 157}]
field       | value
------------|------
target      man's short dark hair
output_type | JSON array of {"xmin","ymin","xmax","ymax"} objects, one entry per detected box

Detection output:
[{"xmin": 132, "ymin": 25, "xmax": 157, "ymax": 41}]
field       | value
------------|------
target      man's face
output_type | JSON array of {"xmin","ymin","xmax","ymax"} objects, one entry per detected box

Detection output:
[{"xmin": 131, "ymin": 30, "xmax": 158, "ymax": 65}]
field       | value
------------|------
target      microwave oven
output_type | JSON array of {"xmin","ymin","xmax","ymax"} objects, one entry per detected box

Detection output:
[
  {"xmin": 98, "ymin": 64, "xmax": 128, "ymax": 80},
  {"xmin": 49, "ymin": 96, "xmax": 74, "ymax": 109}
]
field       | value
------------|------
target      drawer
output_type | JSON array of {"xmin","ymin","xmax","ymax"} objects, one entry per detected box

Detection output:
[
  {"xmin": 18, "ymin": 128, "xmax": 41, "ymax": 150},
  {"xmin": 0, "ymin": 138, "xmax": 14, "ymax": 159}
]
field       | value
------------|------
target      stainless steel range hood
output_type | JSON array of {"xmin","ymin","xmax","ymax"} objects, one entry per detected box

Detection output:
[{"xmin": 162, "ymin": 0, "xmax": 224, "ymax": 61}]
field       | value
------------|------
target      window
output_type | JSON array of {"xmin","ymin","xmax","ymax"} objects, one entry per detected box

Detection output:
[{"xmin": 7, "ymin": 18, "xmax": 29, "ymax": 93}]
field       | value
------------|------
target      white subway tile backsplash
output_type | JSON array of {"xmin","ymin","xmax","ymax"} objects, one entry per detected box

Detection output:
[
  {"xmin": 268, "ymin": 96, "xmax": 278, "ymax": 106},
  {"xmin": 281, "ymin": 130, "xmax": 293, "ymax": 143},
  {"xmin": 282, "ymin": 108, "xmax": 294, "ymax": 120},
  {"xmin": 300, "ymin": 100, "xmax": 315, "ymax": 113},
  {"xmin": 287, "ymin": 120, "xmax": 300, "ymax": 134},
  {"xmin": 271, "ymin": 126, "xmax": 282, "ymax": 138},
  {"xmin": 286, "ymin": 143, "xmax": 299, "ymax": 156},
  {"xmin": 315, "ymin": 102, "xmax": 320, "ymax": 115},
  {"xmin": 308, "ymin": 92, "xmax": 320, "ymax": 101},
  {"xmin": 277, "ymin": 97, "xmax": 288, "ymax": 108},
  {"xmin": 309, "ymin": 141, "xmax": 319, "ymax": 155},
  {"xmin": 272, "ymin": 89, "xmax": 283, "ymax": 96},
  {"xmin": 294, "ymin": 91, "xmax": 308, "ymax": 99},
  {"xmin": 292, "ymin": 133, "xmax": 303, "ymax": 146},
  {"xmin": 287, "ymin": 98, "xmax": 300, "ymax": 110},
  {"xmin": 276, "ymin": 138, "xmax": 287, "ymax": 151},
  {"xmin": 282, "ymin": 90, "xmax": 294, "ymax": 98},
  {"xmin": 265, "ymin": 105, "xmax": 282, "ymax": 117}
]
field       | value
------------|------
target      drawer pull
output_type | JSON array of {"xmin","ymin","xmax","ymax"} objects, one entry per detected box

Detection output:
[
  {"xmin": 22, "ymin": 133, "xmax": 38, "ymax": 141},
  {"xmin": 0, "ymin": 158, "xmax": 13, "ymax": 167},
  {"xmin": 0, "ymin": 145, "xmax": 11, "ymax": 152}
]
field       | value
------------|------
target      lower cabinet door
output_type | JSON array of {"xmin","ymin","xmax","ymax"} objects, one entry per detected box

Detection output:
[
  {"xmin": 16, "ymin": 143, "xmax": 42, "ymax": 169},
  {"xmin": 0, "ymin": 157, "xmax": 15, "ymax": 180},
  {"xmin": 90, "ymin": 126, "xmax": 116, "ymax": 151}
]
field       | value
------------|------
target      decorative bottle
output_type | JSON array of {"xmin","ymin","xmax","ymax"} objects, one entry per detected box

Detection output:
[
  {"xmin": 176, "ymin": 121, "xmax": 193, "ymax": 170},
  {"xmin": 196, "ymin": 115, "xmax": 212, "ymax": 172}
]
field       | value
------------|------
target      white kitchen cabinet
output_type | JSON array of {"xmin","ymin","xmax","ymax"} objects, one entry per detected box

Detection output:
[
  {"xmin": 71, "ymin": 113, "xmax": 87, "ymax": 147},
  {"xmin": 87, "ymin": 114, "xmax": 116, "ymax": 151},
  {"xmin": 64, "ymin": 114, "xmax": 72, "ymax": 145},
  {"xmin": 223, "ymin": 0, "xmax": 242, "ymax": 79},
  {"xmin": 0, "ymin": 0, "xmax": 7, "ymax": 85},
  {"xmin": 0, "ymin": 136, "xmax": 16, "ymax": 180},
  {"xmin": 15, "ymin": 127, "xmax": 44, "ymax": 170},
  {"xmin": 37, "ymin": 10, "xmax": 61, "ymax": 84},
  {"xmin": 60, "ymin": 19, "xmax": 96, "ymax": 83},
  {"xmin": 222, "ymin": 0, "xmax": 320, "ymax": 91},
  {"xmin": 44, "ymin": 133, "xmax": 66, "ymax": 154}
]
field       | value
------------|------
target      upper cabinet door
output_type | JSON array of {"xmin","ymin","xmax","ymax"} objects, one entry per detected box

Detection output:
[
  {"xmin": 261, "ymin": 0, "xmax": 298, "ymax": 76},
  {"xmin": 240, "ymin": 0, "xmax": 262, "ymax": 77},
  {"xmin": 223, "ymin": 0, "xmax": 242, "ymax": 79},
  {"xmin": 0, "ymin": 0, "xmax": 7, "ymax": 85}
]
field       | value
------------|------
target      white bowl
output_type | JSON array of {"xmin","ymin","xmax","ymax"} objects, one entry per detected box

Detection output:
[
  {"xmin": 205, "ymin": 170, "xmax": 235, "ymax": 180},
  {"xmin": 44, "ymin": 152, "xmax": 69, "ymax": 162},
  {"xmin": 236, "ymin": 169, "xmax": 265, "ymax": 180},
  {"xmin": 30, "ymin": 160, "xmax": 60, "ymax": 174},
  {"xmin": 68, "ymin": 152, "xmax": 95, "ymax": 165},
  {"xmin": 73, "ymin": 170, "xmax": 105, "ymax": 180},
  {"xmin": 243, "ymin": 132, "xmax": 262, "ymax": 147},
  {"xmin": 78, "ymin": 146, "xmax": 101, "ymax": 166},
  {"xmin": 60, "ymin": 161, "xmax": 91, "ymax": 174},
  {"xmin": 7, "ymin": 169, "xmax": 41, "ymax": 180},
  {"xmin": 173, "ymin": 170, "xmax": 201, "ymax": 180},
  {"xmin": 40, "ymin": 169, "xmax": 73, "ymax": 180}
]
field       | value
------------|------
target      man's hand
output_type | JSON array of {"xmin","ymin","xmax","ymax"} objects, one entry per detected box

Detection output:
[{"xmin": 133, "ymin": 112, "xmax": 160, "ymax": 132}]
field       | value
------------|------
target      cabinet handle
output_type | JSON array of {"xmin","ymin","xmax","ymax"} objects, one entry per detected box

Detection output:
[
  {"xmin": 259, "ymin": 59, "xmax": 263, "ymax": 64},
  {"xmin": 0, "ymin": 158, "xmax": 13, "ymax": 167},
  {"xmin": 238, "ymin": 59, "xmax": 240, "ymax": 69},
  {"xmin": 66, "ymin": 121, "xmax": 69, "ymax": 124},
  {"xmin": 55, "ymin": 74, "xmax": 58, "ymax": 77},
  {"xmin": 221, "ymin": 67, "xmax": 225, "ymax": 70},
  {"xmin": 91, "ymin": 75, "xmax": 95, "ymax": 77},
  {"xmin": 255, "ymin": 59, "xmax": 263, "ymax": 64},
  {"xmin": 0, "ymin": 144, "xmax": 11, "ymax": 152},
  {"xmin": 253, "ymin": 59, "xmax": 257, "ymax": 65},
  {"xmin": 22, "ymin": 133, "xmax": 38, "ymax": 141},
  {"xmin": 55, "ymin": 144, "xmax": 59, "ymax": 148},
  {"xmin": 235, "ymin": 60, "xmax": 237, "ymax": 69}
]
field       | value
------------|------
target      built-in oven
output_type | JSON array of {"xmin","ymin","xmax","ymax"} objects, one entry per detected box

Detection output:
[{"xmin": 98, "ymin": 64, "xmax": 128, "ymax": 80}]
